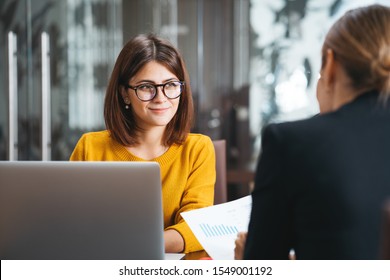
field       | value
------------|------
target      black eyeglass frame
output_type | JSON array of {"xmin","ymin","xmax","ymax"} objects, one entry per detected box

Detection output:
[{"xmin": 125, "ymin": 81, "xmax": 185, "ymax": 102}]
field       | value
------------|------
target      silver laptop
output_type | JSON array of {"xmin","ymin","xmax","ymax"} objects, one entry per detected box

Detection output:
[{"xmin": 0, "ymin": 161, "xmax": 164, "ymax": 260}]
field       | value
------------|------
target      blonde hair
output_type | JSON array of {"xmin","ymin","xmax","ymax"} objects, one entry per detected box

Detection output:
[{"xmin": 322, "ymin": 4, "xmax": 390, "ymax": 100}]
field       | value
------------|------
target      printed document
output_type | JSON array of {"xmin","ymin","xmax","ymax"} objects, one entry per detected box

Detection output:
[{"xmin": 181, "ymin": 195, "xmax": 252, "ymax": 260}]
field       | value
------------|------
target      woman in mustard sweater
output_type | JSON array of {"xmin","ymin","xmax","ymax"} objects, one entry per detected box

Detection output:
[{"xmin": 70, "ymin": 34, "xmax": 216, "ymax": 254}]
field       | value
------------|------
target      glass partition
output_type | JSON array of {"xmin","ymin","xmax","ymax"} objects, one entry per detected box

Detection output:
[
  {"xmin": 248, "ymin": 0, "xmax": 389, "ymax": 158},
  {"xmin": 0, "ymin": 0, "xmax": 122, "ymax": 160}
]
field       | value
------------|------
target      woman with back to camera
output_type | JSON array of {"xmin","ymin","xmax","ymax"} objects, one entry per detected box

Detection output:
[
  {"xmin": 70, "ymin": 34, "xmax": 216, "ymax": 254},
  {"xmin": 235, "ymin": 4, "xmax": 390, "ymax": 259}
]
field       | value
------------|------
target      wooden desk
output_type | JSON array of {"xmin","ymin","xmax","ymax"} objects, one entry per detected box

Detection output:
[{"xmin": 183, "ymin": 250, "xmax": 210, "ymax": 260}]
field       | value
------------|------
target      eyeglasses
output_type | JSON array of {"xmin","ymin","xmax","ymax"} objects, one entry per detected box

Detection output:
[{"xmin": 125, "ymin": 81, "xmax": 184, "ymax": 102}]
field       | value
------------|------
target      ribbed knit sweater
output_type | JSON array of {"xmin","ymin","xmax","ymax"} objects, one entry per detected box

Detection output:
[{"xmin": 70, "ymin": 130, "xmax": 215, "ymax": 253}]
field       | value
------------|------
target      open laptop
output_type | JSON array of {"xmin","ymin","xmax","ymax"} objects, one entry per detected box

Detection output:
[{"xmin": 0, "ymin": 161, "xmax": 165, "ymax": 260}]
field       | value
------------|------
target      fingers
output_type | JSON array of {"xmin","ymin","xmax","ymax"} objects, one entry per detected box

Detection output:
[
  {"xmin": 234, "ymin": 231, "xmax": 248, "ymax": 260},
  {"xmin": 235, "ymin": 231, "xmax": 248, "ymax": 245}
]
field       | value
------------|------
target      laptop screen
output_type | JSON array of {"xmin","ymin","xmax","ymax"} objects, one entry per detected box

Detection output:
[{"xmin": 0, "ymin": 161, "xmax": 164, "ymax": 260}]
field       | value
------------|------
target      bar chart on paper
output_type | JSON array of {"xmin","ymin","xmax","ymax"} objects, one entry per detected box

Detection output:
[
  {"xmin": 199, "ymin": 223, "xmax": 239, "ymax": 237},
  {"xmin": 181, "ymin": 195, "xmax": 252, "ymax": 259}
]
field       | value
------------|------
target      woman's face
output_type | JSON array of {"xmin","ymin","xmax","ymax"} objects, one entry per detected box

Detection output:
[{"xmin": 124, "ymin": 61, "xmax": 181, "ymax": 130}]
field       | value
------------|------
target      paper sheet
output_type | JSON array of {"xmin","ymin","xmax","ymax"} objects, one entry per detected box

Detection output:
[{"xmin": 181, "ymin": 195, "xmax": 252, "ymax": 260}]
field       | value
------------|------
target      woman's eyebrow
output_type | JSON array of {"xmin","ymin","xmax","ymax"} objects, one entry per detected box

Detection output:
[{"xmin": 133, "ymin": 78, "xmax": 178, "ymax": 84}]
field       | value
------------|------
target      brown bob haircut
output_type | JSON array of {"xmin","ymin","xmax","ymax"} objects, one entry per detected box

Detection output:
[{"xmin": 104, "ymin": 33, "xmax": 194, "ymax": 146}]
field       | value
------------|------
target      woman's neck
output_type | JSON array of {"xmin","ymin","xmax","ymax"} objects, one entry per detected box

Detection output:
[
  {"xmin": 332, "ymin": 85, "xmax": 357, "ymax": 111},
  {"xmin": 126, "ymin": 127, "xmax": 168, "ymax": 160},
  {"xmin": 331, "ymin": 64, "xmax": 361, "ymax": 111}
]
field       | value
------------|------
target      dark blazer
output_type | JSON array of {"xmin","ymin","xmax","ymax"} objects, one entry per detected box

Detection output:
[{"xmin": 244, "ymin": 91, "xmax": 390, "ymax": 259}]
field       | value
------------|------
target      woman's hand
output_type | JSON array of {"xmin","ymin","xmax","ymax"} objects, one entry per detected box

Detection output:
[
  {"xmin": 234, "ymin": 231, "xmax": 247, "ymax": 260},
  {"xmin": 164, "ymin": 229, "xmax": 185, "ymax": 253}
]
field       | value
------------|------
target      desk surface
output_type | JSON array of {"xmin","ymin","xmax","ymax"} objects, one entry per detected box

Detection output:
[{"xmin": 183, "ymin": 250, "xmax": 210, "ymax": 260}]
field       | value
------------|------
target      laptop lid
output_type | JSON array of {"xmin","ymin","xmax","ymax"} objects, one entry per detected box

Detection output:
[{"xmin": 0, "ymin": 161, "xmax": 164, "ymax": 260}]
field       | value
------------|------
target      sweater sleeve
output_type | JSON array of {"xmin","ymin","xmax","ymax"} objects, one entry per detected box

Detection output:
[
  {"xmin": 69, "ymin": 134, "xmax": 87, "ymax": 161},
  {"xmin": 69, "ymin": 131, "xmax": 114, "ymax": 161},
  {"xmin": 165, "ymin": 135, "xmax": 216, "ymax": 253}
]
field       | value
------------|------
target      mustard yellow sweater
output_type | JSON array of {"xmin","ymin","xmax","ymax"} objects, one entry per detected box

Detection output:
[{"xmin": 69, "ymin": 130, "xmax": 215, "ymax": 253}]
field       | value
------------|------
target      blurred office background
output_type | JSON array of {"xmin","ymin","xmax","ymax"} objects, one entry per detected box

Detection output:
[{"xmin": 1, "ymin": 0, "xmax": 387, "ymax": 198}]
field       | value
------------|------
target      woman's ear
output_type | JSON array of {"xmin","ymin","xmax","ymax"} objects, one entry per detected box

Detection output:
[
  {"xmin": 322, "ymin": 48, "xmax": 336, "ymax": 89},
  {"xmin": 120, "ymin": 86, "xmax": 130, "ymax": 104}
]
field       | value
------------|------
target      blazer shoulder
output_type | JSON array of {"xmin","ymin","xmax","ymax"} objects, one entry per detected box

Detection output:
[{"xmin": 262, "ymin": 115, "xmax": 337, "ymax": 146}]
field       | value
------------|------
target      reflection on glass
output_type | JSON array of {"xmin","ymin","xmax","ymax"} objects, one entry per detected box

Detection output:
[
  {"xmin": 67, "ymin": 0, "xmax": 122, "ymax": 130},
  {"xmin": 249, "ymin": 0, "xmax": 388, "ymax": 155},
  {"xmin": 0, "ymin": 0, "xmax": 122, "ymax": 160}
]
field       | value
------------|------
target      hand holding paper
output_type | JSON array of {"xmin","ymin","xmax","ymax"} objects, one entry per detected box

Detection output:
[{"xmin": 181, "ymin": 195, "xmax": 252, "ymax": 260}]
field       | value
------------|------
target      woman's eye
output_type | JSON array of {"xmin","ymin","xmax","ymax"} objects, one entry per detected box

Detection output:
[
  {"xmin": 138, "ymin": 84, "xmax": 154, "ymax": 91},
  {"xmin": 166, "ymin": 82, "xmax": 179, "ymax": 88}
]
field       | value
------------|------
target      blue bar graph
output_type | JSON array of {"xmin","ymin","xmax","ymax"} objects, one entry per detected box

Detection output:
[{"xmin": 199, "ymin": 223, "xmax": 239, "ymax": 237}]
